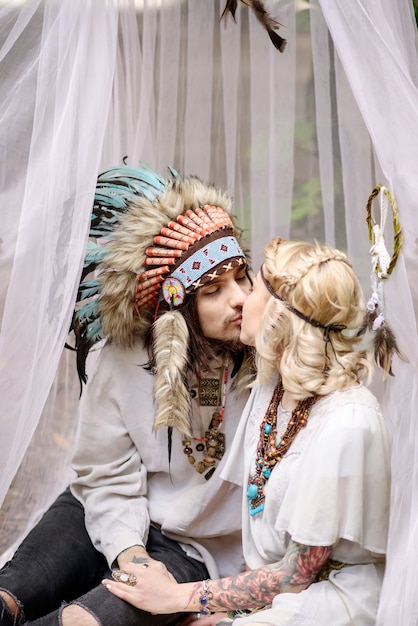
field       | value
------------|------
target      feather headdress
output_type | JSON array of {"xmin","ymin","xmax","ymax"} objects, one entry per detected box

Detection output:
[{"xmin": 70, "ymin": 162, "xmax": 247, "ymax": 436}]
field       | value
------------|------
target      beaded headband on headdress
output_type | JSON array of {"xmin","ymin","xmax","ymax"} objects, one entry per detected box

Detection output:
[{"xmin": 135, "ymin": 204, "xmax": 245, "ymax": 311}]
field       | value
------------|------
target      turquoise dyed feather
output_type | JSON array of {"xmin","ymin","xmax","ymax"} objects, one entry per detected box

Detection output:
[{"xmin": 71, "ymin": 162, "xmax": 173, "ymax": 386}]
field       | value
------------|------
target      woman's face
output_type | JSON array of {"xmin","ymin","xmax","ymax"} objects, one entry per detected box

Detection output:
[{"xmin": 240, "ymin": 269, "xmax": 270, "ymax": 346}]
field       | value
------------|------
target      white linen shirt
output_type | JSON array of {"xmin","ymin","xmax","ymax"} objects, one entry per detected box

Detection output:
[
  {"xmin": 70, "ymin": 339, "xmax": 250, "ymax": 579},
  {"xmin": 221, "ymin": 378, "xmax": 391, "ymax": 625}
]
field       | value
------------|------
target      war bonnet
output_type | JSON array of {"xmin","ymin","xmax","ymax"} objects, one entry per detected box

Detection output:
[{"xmin": 71, "ymin": 163, "xmax": 247, "ymax": 435}]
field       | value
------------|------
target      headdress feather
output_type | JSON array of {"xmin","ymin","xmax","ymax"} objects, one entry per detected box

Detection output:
[{"xmin": 69, "ymin": 162, "xmax": 167, "ymax": 384}]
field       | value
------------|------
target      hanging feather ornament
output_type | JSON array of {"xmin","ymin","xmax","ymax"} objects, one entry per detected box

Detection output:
[
  {"xmin": 357, "ymin": 184, "xmax": 407, "ymax": 378},
  {"xmin": 152, "ymin": 310, "xmax": 192, "ymax": 436},
  {"xmin": 221, "ymin": 0, "xmax": 287, "ymax": 52}
]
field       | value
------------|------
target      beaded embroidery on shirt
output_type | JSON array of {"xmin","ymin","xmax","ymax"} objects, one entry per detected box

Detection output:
[
  {"xmin": 182, "ymin": 360, "xmax": 229, "ymax": 481},
  {"xmin": 247, "ymin": 379, "xmax": 317, "ymax": 516}
]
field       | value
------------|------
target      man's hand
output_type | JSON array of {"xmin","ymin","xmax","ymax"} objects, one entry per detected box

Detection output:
[
  {"xmin": 116, "ymin": 545, "xmax": 176, "ymax": 584},
  {"xmin": 103, "ymin": 559, "xmax": 184, "ymax": 613}
]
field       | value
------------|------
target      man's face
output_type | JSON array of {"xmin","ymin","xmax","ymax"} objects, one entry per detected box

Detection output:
[{"xmin": 195, "ymin": 264, "xmax": 251, "ymax": 343}]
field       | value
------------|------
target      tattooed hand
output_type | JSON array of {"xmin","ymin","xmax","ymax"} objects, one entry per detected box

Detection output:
[
  {"xmin": 116, "ymin": 545, "xmax": 175, "ymax": 581},
  {"xmin": 103, "ymin": 559, "xmax": 186, "ymax": 614}
]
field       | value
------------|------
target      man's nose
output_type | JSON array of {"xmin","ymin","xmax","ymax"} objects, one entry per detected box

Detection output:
[{"xmin": 229, "ymin": 281, "xmax": 249, "ymax": 307}]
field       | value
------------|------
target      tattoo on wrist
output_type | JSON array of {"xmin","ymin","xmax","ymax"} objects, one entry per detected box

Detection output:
[{"xmin": 131, "ymin": 555, "xmax": 150, "ymax": 564}]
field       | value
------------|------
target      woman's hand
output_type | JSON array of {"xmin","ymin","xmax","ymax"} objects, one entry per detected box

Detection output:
[{"xmin": 102, "ymin": 560, "xmax": 187, "ymax": 614}]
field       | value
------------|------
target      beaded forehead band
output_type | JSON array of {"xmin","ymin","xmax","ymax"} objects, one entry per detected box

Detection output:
[
  {"xmin": 135, "ymin": 205, "xmax": 246, "ymax": 310},
  {"xmin": 259, "ymin": 264, "xmax": 347, "ymax": 341}
]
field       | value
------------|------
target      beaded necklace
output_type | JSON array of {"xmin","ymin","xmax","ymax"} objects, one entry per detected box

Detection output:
[
  {"xmin": 182, "ymin": 359, "xmax": 229, "ymax": 481},
  {"xmin": 247, "ymin": 379, "xmax": 317, "ymax": 516}
]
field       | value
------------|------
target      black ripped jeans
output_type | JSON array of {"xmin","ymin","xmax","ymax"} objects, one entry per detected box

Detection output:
[{"xmin": 0, "ymin": 488, "xmax": 209, "ymax": 625}]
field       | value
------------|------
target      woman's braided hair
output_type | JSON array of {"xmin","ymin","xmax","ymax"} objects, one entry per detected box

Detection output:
[{"xmin": 255, "ymin": 238, "xmax": 373, "ymax": 398}]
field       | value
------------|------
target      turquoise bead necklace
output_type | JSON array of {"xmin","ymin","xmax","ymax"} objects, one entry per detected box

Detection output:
[{"xmin": 247, "ymin": 379, "xmax": 317, "ymax": 516}]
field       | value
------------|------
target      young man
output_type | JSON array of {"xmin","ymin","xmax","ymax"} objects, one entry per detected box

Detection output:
[{"xmin": 0, "ymin": 166, "xmax": 254, "ymax": 626}]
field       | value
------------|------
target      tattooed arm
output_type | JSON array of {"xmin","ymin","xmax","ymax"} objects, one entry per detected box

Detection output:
[
  {"xmin": 185, "ymin": 541, "xmax": 333, "ymax": 612},
  {"xmin": 198, "ymin": 540, "xmax": 332, "ymax": 611},
  {"xmin": 103, "ymin": 540, "xmax": 333, "ymax": 614}
]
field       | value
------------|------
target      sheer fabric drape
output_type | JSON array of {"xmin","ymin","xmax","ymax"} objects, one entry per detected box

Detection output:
[{"xmin": 0, "ymin": 0, "xmax": 417, "ymax": 623}]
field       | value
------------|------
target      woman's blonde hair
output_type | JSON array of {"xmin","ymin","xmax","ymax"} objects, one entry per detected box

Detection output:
[{"xmin": 255, "ymin": 237, "xmax": 373, "ymax": 398}]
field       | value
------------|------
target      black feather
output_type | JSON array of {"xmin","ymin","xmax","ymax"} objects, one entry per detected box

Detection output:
[
  {"xmin": 268, "ymin": 28, "xmax": 287, "ymax": 53},
  {"xmin": 221, "ymin": 0, "xmax": 287, "ymax": 52},
  {"xmin": 251, "ymin": 0, "xmax": 287, "ymax": 52},
  {"xmin": 221, "ymin": 0, "xmax": 238, "ymax": 21},
  {"xmin": 373, "ymin": 322, "xmax": 408, "ymax": 379},
  {"xmin": 69, "ymin": 312, "xmax": 93, "ymax": 392},
  {"xmin": 168, "ymin": 426, "xmax": 173, "ymax": 463},
  {"xmin": 356, "ymin": 306, "xmax": 378, "ymax": 337}
]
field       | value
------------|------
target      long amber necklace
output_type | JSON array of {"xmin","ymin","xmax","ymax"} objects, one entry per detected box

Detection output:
[{"xmin": 247, "ymin": 380, "xmax": 317, "ymax": 516}]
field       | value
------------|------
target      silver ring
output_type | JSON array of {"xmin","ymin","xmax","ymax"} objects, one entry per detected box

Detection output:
[
  {"xmin": 196, "ymin": 613, "xmax": 201, "ymax": 620},
  {"xmin": 111, "ymin": 570, "xmax": 137, "ymax": 586}
]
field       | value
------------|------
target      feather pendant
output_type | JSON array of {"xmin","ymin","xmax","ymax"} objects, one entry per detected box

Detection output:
[
  {"xmin": 220, "ymin": 0, "xmax": 239, "ymax": 21},
  {"xmin": 152, "ymin": 311, "xmax": 191, "ymax": 435},
  {"xmin": 220, "ymin": 0, "xmax": 287, "ymax": 52},
  {"xmin": 373, "ymin": 321, "xmax": 408, "ymax": 379},
  {"xmin": 356, "ymin": 306, "xmax": 378, "ymax": 336},
  {"xmin": 251, "ymin": 0, "xmax": 287, "ymax": 52}
]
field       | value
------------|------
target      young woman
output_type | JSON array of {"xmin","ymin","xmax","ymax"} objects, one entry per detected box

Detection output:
[{"xmin": 103, "ymin": 237, "xmax": 391, "ymax": 626}]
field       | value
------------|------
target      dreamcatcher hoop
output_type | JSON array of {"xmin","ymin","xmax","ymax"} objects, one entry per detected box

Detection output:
[{"xmin": 366, "ymin": 184, "xmax": 403, "ymax": 278}]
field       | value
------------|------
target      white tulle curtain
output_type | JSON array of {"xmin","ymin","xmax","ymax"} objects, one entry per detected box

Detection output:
[{"xmin": 0, "ymin": 0, "xmax": 417, "ymax": 623}]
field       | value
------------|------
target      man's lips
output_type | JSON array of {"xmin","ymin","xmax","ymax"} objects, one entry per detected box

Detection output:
[{"xmin": 230, "ymin": 314, "xmax": 242, "ymax": 325}]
